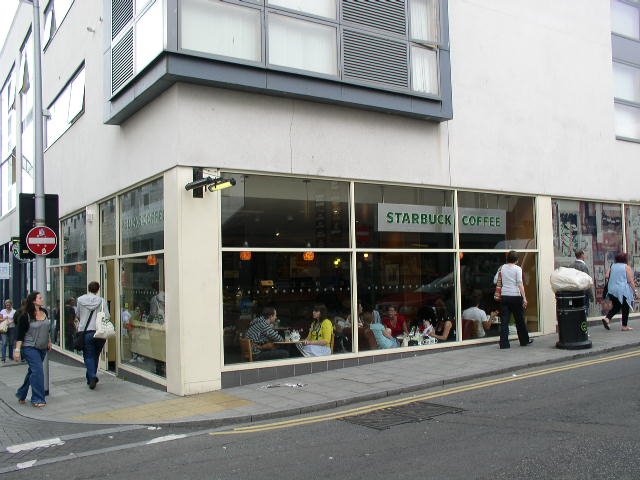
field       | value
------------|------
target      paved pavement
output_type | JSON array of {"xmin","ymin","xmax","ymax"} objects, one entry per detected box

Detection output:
[{"xmin": 1, "ymin": 321, "xmax": 639, "ymax": 429}]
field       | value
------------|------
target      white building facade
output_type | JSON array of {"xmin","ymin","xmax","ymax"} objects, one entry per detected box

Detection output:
[{"xmin": 0, "ymin": 0, "xmax": 639, "ymax": 394}]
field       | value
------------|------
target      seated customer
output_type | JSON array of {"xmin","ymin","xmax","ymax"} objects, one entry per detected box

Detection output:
[
  {"xmin": 246, "ymin": 307, "xmax": 289, "ymax": 361},
  {"xmin": 365, "ymin": 312, "xmax": 399, "ymax": 349},
  {"xmin": 383, "ymin": 306, "xmax": 409, "ymax": 338},
  {"xmin": 462, "ymin": 294, "xmax": 498, "ymax": 338},
  {"xmin": 297, "ymin": 304, "xmax": 333, "ymax": 357},
  {"xmin": 424, "ymin": 317, "xmax": 455, "ymax": 341}
]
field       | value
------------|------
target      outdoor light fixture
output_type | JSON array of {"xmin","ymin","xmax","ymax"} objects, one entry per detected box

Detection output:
[{"xmin": 184, "ymin": 176, "xmax": 236, "ymax": 192}]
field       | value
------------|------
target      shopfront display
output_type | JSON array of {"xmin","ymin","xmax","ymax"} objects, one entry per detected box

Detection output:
[
  {"xmin": 117, "ymin": 178, "xmax": 166, "ymax": 378},
  {"xmin": 221, "ymin": 173, "xmax": 541, "ymax": 364},
  {"xmin": 552, "ymin": 199, "xmax": 623, "ymax": 317}
]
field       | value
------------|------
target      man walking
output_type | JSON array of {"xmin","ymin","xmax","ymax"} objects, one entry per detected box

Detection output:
[
  {"xmin": 76, "ymin": 282, "xmax": 110, "ymax": 389},
  {"xmin": 572, "ymin": 249, "xmax": 594, "ymax": 313}
]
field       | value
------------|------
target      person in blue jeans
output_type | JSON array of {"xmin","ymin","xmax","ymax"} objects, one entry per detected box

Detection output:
[
  {"xmin": 1, "ymin": 299, "xmax": 17, "ymax": 363},
  {"xmin": 14, "ymin": 292, "xmax": 51, "ymax": 408},
  {"xmin": 76, "ymin": 281, "xmax": 109, "ymax": 390}
]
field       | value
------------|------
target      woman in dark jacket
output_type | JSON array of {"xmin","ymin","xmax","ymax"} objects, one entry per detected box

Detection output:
[{"xmin": 14, "ymin": 292, "xmax": 51, "ymax": 407}]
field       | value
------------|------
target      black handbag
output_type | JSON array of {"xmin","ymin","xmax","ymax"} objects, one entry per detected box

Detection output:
[
  {"xmin": 73, "ymin": 310, "xmax": 95, "ymax": 350},
  {"xmin": 603, "ymin": 279, "xmax": 609, "ymax": 299}
]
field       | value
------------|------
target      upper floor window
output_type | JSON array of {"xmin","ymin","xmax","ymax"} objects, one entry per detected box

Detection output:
[
  {"xmin": 179, "ymin": 0, "xmax": 442, "ymax": 97},
  {"xmin": 43, "ymin": 0, "xmax": 74, "ymax": 48},
  {"xmin": 1, "ymin": 69, "xmax": 16, "ymax": 162},
  {"xmin": 409, "ymin": 0, "xmax": 439, "ymax": 44},
  {"xmin": 46, "ymin": 65, "xmax": 85, "ymax": 147},
  {"xmin": 614, "ymin": 62, "xmax": 640, "ymax": 103},
  {"xmin": 611, "ymin": 0, "xmax": 640, "ymax": 40}
]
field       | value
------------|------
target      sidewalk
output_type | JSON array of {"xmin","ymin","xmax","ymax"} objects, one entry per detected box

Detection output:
[{"xmin": 1, "ymin": 324, "xmax": 639, "ymax": 427}]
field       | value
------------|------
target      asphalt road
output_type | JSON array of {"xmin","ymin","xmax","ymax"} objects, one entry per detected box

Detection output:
[{"xmin": 2, "ymin": 350, "xmax": 639, "ymax": 479}]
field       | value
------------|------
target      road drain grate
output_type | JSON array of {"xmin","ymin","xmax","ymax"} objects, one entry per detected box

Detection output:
[{"xmin": 340, "ymin": 401, "xmax": 463, "ymax": 430}]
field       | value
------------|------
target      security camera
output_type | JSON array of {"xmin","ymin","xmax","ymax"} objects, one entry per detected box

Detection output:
[{"xmin": 184, "ymin": 176, "xmax": 236, "ymax": 192}]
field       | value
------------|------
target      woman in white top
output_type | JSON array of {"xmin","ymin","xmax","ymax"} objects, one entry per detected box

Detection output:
[
  {"xmin": 495, "ymin": 251, "xmax": 532, "ymax": 349},
  {"xmin": 1, "ymin": 299, "xmax": 16, "ymax": 363}
]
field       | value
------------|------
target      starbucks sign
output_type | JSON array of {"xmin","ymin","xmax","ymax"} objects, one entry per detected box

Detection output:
[{"xmin": 377, "ymin": 204, "xmax": 506, "ymax": 234}]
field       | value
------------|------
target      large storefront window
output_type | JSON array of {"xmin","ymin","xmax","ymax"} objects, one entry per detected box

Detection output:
[
  {"xmin": 222, "ymin": 252, "xmax": 351, "ymax": 364},
  {"xmin": 221, "ymin": 174, "xmax": 349, "ymax": 248},
  {"xmin": 552, "ymin": 200, "xmax": 623, "ymax": 317},
  {"xmin": 457, "ymin": 193, "xmax": 536, "ymax": 250},
  {"xmin": 221, "ymin": 173, "xmax": 541, "ymax": 366},
  {"xmin": 120, "ymin": 254, "xmax": 166, "ymax": 377},
  {"xmin": 354, "ymin": 184, "xmax": 453, "ymax": 249},
  {"xmin": 61, "ymin": 212, "xmax": 87, "ymax": 352},
  {"xmin": 460, "ymin": 252, "xmax": 539, "ymax": 340},
  {"xmin": 119, "ymin": 179, "xmax": 165, "ymax": 378}
]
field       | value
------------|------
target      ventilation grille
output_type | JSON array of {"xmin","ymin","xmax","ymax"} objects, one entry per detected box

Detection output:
[
  {"xmin": 343, "ymin": 29, "xmax": 408, "ymax": 88},
  {"xmin": 112, "ymin": 0, "xmax": 134, "ymax": 39},
  {"xmin": 342, "ymin": 0, "xmax": 407, "ymax": 36},
  {"xmin": 111, "ymin": 28, "xmax": 134, "ymax": 94}
]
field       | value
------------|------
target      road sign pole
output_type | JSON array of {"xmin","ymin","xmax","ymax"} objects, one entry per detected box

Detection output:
[{"xmin": 28, "ymin": 0, "xmax": 49, "ymax": 394}]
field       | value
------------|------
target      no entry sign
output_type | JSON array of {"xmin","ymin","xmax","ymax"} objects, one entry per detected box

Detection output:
[{"xmin": 26, "ymin": 226, "xmax": 58, "ymax": 256}]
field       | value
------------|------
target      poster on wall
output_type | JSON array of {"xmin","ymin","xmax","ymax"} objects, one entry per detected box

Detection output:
[
  {"xmin": 581, "ymin": 235, "xmax": 594, "ymax": 274},
  {"xmin": 554, "ymin": 200, "xmax": 581, "ymax": 266},
  {"xmin": 594, "ymin": 265, "xmax": 605, "ymax": 288}
]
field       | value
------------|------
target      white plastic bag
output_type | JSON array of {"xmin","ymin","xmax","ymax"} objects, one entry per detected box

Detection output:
[
  {"xmin": 93, "ymin": 299, "xmax": 116, "ymax": 339},
  {"xmin": 549, "ymin": 267, "xmax": 594, "ymax": 293}
]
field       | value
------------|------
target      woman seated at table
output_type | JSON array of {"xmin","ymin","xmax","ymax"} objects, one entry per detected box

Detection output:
[
  {"xmin": 297, "ymin": 304, "xmax": 333, "ymax": 357},
  {"xmin": 423, "ymin": 316, "xmax": 455, "ymax": 342},
  {"xmin": 383, "ymin": 305, "xmax": 409, "ymax": 338},
  {"xmin": 365, "ymin": 312, "xmax": 399, "ymax": 349}
]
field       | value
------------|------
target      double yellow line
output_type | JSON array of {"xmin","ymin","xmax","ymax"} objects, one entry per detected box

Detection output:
[{"xmin": 211, "ymin": 349, "xmax": 640, "ymax": 435}]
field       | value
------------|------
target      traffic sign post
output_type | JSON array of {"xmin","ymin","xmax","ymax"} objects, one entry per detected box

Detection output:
[{"xmin": 26, "ymin": 226, "xmax": 58, "ymax": 257}]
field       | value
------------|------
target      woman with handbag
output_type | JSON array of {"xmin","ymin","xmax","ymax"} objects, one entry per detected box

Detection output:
[
  {"xmin": 602, "ymin": 252, "xmax": 636, "ymax": 331},
  {"xmin": 0, "ymin": 299, "xmax": 16, "ymax": 363},
  {"xmin": 76, "ymin": 281, "xmax": 110, "ymax": 390},
  {"xmin": 494, "ymin": 251, "xmax": 532, "ymax": 349},
  {"xmin": 14, "ymin": 292, "xmax": 51, "ymax": 407}
]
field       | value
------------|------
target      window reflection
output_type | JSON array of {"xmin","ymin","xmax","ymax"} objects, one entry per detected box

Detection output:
[
  {"xmin": 221, "ymin": 174, "xmax": 349, "ymax": 248},
  {"xmin": 457, "ymin": 192, "xmax": 535, "ymax": 250},
  {"xmin": 355, "ymin": 183, "xmax": 454, "ymax": 249},
  {"xmin": 223, "ymin": 252, "xmax": 351, "ymax": 364},
  {"xmin": 120, "ymin": 254, "xmax": 166, "ymax": 377},
  {"xmin": 62, "ymin": 264, "xmax": 86, "ymax": 352},
  {"xmin": 357, "ymin": 252, "xmax": 456, "ymax": 346},
  {"xmin": 460, "ymin": 251, "xmax": 539, "ymax": 339}
]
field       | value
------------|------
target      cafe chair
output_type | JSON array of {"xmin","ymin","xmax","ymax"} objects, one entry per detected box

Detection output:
[
  {"xmin": 461, "ymin": 319, "xmax": 475, "ymax": 340},
  {"xmin": 239, "ymin": 337, "xmax": 254, "ymax": 362},
  {"xmin": 363, "ymin": 328, "xmax": 379, "ymax": 350}
]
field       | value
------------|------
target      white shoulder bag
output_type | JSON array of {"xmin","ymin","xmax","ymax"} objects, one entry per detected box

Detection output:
[{"xmin": 93, "ymin": 299, "xmax": 116, "ymax": 339}]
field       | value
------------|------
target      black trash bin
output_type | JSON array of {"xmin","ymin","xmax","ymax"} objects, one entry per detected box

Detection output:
[{"xmin": 555, "ymin": 291, "xmax": 592, "ymax": 349}]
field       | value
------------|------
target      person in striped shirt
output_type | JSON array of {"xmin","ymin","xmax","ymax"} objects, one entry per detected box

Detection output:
[{"xmin": 246, "ymin": 307, "xmax": 289, "ymax": 360}]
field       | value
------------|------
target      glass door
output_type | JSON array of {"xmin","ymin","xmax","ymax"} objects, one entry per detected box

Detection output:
[{"xmin": 99, "ymin": 260, "xmax": 118, "ymax": 372}]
